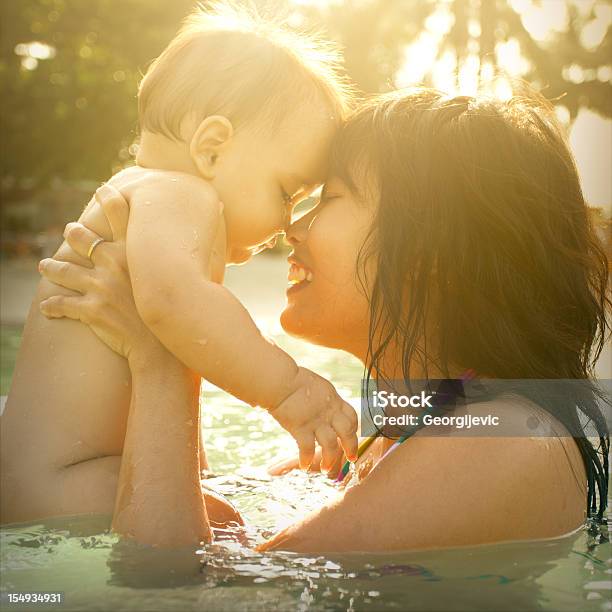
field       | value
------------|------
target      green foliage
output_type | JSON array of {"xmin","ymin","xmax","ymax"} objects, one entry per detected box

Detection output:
[
  {"xmin": 0, "ymin": 0, "xmax": 196, "ymax": 186},
  {"xmin": 0, "ymin": 0, "xmax": 610, "ymax": 191}
]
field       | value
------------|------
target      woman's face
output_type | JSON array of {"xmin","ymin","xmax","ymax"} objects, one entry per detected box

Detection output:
[{"xmin": 280, "ymin": 176, "xmax": 376, "ymax": 361}]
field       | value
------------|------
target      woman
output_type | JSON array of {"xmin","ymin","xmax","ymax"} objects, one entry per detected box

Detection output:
[{"xmin": 30, "ymin": 89, "xmax": 612, "ymax": 550}]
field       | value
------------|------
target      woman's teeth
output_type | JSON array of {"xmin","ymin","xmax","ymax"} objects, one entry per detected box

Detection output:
[{"xmin": 288, "ymin": 263, "xmax": 313, "ymax": 285}]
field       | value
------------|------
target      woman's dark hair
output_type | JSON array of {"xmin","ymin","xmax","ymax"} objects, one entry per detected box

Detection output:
[{"xmin": 330, "ymin": 87, "xmax": 610, "ymax": 520}]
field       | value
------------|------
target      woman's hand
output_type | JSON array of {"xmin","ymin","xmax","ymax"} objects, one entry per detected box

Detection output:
[{"xmin": 38, "ymin": 186, "xmax": 158, "ymax": 361}]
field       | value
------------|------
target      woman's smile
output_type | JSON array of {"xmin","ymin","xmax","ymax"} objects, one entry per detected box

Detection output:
[{"xmin": 286, "ymin": 254, "xmax": 313, "ymax": 293}]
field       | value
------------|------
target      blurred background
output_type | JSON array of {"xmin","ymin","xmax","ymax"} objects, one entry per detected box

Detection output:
[{"xmin": 1, "ymin": 0, "xmax": 611, "ymax": 391}]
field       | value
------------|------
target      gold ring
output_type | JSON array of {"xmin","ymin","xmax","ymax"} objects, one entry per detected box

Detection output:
[{"xmin": 87, "ymin": 238, "xmax": 105, "ymax": 261}]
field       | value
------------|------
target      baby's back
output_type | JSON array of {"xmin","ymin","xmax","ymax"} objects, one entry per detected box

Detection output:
[
  {"xmin": 1, "ymin": 166, "xmax": 158, "ymax": 520},
  {"xmin": 1, "ymin": 165, "xmax": 223, "ymax": 522}
]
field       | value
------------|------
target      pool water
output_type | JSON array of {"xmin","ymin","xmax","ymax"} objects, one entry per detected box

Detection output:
[
  {"xmin": 1, "ymin": 327, "xmax": 611, "ymax": 611},
  {"xmin": 0, "ymin": 326, "xmax": 22, "ymax": 395}
]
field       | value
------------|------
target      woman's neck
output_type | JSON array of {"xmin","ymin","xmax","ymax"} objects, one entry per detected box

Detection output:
[{"xmin": 368, "ymin": 342, "xmax": 466, "ymax": 381}]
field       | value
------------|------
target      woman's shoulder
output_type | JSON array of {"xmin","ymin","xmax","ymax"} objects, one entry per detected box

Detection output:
[
  {"xmin": 260, "ymin": 396, "xmax": 587, "ymax": 553},
  {"xmin": 366, "ymin": 394, "xmax": 587, "ymax": 546},
  {"xmin": 403, "ymin": 395, "xmax": 587, "ymax": 538}
]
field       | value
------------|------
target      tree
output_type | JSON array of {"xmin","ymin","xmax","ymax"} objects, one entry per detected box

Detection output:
[
  {"xmin": 296, "ymin": 0, "xmax": 611, "ymax": 119},
  {"xmin": 0, "ymin": 0, "xmax": 195, "ymax": 187},
  {"xmin": 1, "ymin": 0, "xmax": 610, "ymax": 190}
]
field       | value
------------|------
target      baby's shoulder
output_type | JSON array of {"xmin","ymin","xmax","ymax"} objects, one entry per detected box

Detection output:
[{"xmin": 111, "ymin": 167, "xmax": 220, "ymax": 212}]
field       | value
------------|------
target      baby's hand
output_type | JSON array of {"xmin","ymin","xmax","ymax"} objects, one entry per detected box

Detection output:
[
  {"xmin": 269, "ymin": 368, "xmax": 358, "ymax": 472},
  {"xmin": 267, "ymin": 447, "xmax": 344, "ymax": 480}
]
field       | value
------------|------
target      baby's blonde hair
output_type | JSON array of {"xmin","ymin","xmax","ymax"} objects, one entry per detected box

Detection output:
[{"xmin": 138, "ymin": 1, "xmax": 354, "ymax": 140}]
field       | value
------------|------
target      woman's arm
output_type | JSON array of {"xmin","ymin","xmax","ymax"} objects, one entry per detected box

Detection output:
[
  {"xmin": 38, "ymin": 198, "xmax": 240, "ymax": 545},
  {"xmin": 40, "ymin": 228, "xmax": 237, "ymax": 545},
  {"xmin": 115, "ymin": 338, "xmax": 212, "ymax": 547},
  {"xmin": 259, "ymin": 415, "xmax": 586, "ymax": 552}
]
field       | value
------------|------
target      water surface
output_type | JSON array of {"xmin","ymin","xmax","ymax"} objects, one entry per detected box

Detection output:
[{"xmin": 1, "ymin": 317, "xmax": 611, "ymax": 611}]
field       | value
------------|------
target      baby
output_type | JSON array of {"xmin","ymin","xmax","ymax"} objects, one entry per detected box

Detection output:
[{"xmin": 1, "ymin": 2, "xmax": 356, "ymax": 522}]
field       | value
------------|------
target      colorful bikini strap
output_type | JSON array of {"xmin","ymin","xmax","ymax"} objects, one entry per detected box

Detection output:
[{"xmin": 334, "ymin": 370, "xmax": 478, "ymax": 483}]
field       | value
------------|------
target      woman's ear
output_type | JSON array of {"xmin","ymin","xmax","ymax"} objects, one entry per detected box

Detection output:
[{"xmin": 189, "ymin": 116, "xmax": 233, "ymax": 180}]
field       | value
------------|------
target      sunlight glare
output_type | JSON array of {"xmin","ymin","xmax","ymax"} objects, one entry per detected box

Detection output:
[
  {"xmin": 395, "ymin": 32, "xmax": 439, "ymax": 88},
  {"xmin": 14, "ymin": 41, "xmax": 56, "ymax": 60},
  {"xmin": 458, "ymin": 55, "xmax": 480, "ymax": 96},
  {"xmin": 514, "ymin": 0, "xmax": 569, "ymax": 41},
  {"xmin": 496, "ymin": 38, "xmax": 530, "ymax": 75},
  {"xmin": 494, "ymin": 77, "xmax": 514, "ymax": 101},
  {"xmin": 14, "ymin": 41, "xmax": 56, "ymax": 70},
  {"xmin": 425, "ymin": 5, "xmax": 454, "ymax": 35},
  {"xmin": 570, "ymin": 109, "xmax": 612, "ymax": 212},
  {"xmin": 580, "ymin": 4, "xmax": 611, "ymax": 49},
  {"xmin": 432, "ymin": 50, "xmax": 458, "ymax": 94},
  {"xmin": 291, "ymin": 0, "xmax": 339, "ymax": 7}
]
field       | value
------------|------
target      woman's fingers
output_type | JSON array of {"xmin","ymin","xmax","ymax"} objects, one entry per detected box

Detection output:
[
  {"xmin": 39, "ymin": 258, "xmax": 93, "ymax": 294},
  {"xmin": 63, "ymin": 222, "xmax": 106, "ymax": 264},
  {"xmin": 315, "ymin": 424, "xmax": 342, "ymax": 473},
  {"xmin": 95, "ymin": 184, "xmax": 129, "ymax": 241},
  {"xmin": 40, "ymin": 295, "xmax": 89, "ymax": 323}
]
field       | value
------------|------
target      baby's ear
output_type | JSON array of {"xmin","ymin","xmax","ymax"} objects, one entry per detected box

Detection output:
[{"xmin": 189, "ymin": 115, "xmax": 233, "ymax": 179}]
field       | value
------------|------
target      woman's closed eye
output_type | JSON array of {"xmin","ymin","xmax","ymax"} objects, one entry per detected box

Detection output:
[
  {"xmin": 317, "ymin": 191, "xmax": 340, "ymax": 207},
  {"xmin": 282, "ymin": 182, "xmax": 320, "ymax": 208}
]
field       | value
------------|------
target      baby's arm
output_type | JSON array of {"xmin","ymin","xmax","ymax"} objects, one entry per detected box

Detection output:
[
  {"xmin": 39, "ymin": 179, "xmax": 358, "ymax": 468},
  {"xmin": 123, "ymin": 175, "xmax": 357, "ymax": 467},
  {"xmin": 125, "ymin": 176, "xmax": 299, "ymax": 412}
]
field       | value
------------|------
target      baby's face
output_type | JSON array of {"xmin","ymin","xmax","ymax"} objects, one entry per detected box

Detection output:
[{"xmin": 210, "ymin": 102, "xmax": 337, "ymax": 264}]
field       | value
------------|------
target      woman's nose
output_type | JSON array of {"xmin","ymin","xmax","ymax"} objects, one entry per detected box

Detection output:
[{"xmin": 284, "ymin": 207, "xmax": 315, "ymax": 246}]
